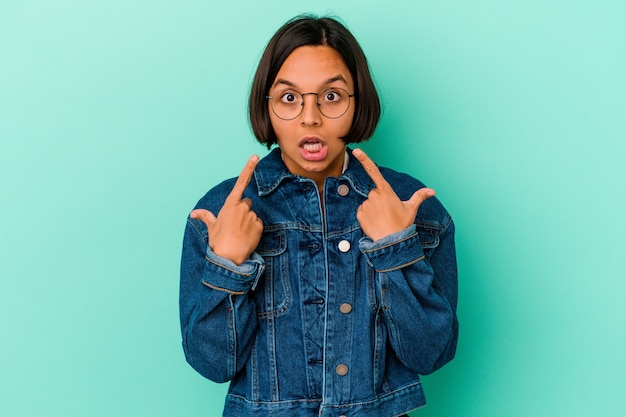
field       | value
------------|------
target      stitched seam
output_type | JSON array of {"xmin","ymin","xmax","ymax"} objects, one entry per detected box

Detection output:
[
  {"xmin": 202, "ymin": 279, "xmax": 245, "ymax": 295},
  {"xmin": 374, "ymin": 255, "xmax": 425, "ymax": 273}
]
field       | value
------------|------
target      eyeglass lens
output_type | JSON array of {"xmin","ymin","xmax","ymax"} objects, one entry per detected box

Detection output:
[{"xmin": 269, "ymin": 88, "xmax": 352, "ymax": 120}]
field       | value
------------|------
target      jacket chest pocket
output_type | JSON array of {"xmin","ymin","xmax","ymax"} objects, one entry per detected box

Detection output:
[
  {"xmin": 417, "ymin": 222, "xmax": 441, "ymax": 258},
  {"xmin": 255, "ymin": 229, "xmax": 291, "ymax": 318}
]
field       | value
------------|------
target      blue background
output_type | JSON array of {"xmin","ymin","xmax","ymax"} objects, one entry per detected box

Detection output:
[{"xmin": 1, "ymin": 1, "xmax": 625, "ymax": 416}]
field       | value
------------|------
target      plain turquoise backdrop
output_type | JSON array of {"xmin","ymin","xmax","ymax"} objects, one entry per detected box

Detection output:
[{"xmin": 1, "ymin": 1, "xmax": 625, "ymax": 416}]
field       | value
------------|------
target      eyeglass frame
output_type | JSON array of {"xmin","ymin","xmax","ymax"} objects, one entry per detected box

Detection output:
[{"xmin": 266, "ymin": 87, "xmax": 355, "ymax": 120}]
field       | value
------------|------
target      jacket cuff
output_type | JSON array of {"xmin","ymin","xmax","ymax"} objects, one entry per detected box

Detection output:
[
  {"xmin": 201, "ymin": 248, "xmax": 265, "ymax": 294},
  {"xmin": 358, "ymin": 225, "xmax": 425, "ymax": 272}
]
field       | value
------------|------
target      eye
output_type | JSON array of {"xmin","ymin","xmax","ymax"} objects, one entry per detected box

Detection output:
[
  {"xmin": 280, "ymin": 91, "xmax": 299, "ymax": 104},
  {"xmin": 321, "ymin": 89, "xmax": 343, "ymax": 103}
]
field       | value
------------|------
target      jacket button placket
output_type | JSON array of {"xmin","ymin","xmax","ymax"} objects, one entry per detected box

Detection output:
[
  {"xmin": 298, "ymin": 180, "xmax": 327, "ymax": 398},
  {"xmin": 335, "ymin": 236, "xmax": 353, "ymax": 390}
]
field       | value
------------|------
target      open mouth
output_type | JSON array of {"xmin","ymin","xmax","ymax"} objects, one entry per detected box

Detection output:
[
  {"xmin": 299, "ymin": 137, "xmax": 328, "ymax": 161},
  {"xmin": 302, "ymin": 139, "xmax": 323, "ymax": 153}
]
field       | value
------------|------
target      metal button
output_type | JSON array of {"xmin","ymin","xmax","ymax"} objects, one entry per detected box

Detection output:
[
  {"xmin": 338, "ymin": 240, "xmax": 351, "ymax": 252},
  {"xmin": 340, "ymin": 303, "xmax": 352, "ymax": 314},
  {"xmin": 336, "ymin": 364, "xmax": 349, "ymax": 376},
  {"xmin": 337, "ymin": 184, "xmax": 350, "ymax": 196}
]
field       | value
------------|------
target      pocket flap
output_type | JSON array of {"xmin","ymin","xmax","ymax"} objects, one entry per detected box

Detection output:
[
  {"xmin": 417, "ymin": 223, "xmax": 440, "ymax": 249},
  {"xmin": 256, "ymin": 229, "xmax": 287, "ymax": 256}
]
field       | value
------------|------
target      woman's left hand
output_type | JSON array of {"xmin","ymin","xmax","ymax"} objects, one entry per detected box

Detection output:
[{"xmin": 352, "ymin": 148, "xmax": 435, "ymax": 241}]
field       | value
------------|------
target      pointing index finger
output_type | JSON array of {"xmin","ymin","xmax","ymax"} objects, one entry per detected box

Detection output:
[
  {"xmin": 226, "ymin": 155, "xmax": 260, "ymax": 202},
  {"xmin": 352, "ymin": 148, "xmax": 389, "ymax": 189}
]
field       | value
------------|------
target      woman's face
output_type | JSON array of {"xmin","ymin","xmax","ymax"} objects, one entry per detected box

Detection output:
[{"xmin": 268, "ymin": 45, "xmax": 355, "ymax": 188}]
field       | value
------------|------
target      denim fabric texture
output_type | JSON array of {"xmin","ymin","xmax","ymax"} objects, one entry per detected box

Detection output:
[{"xmin": 180, "ymin": 148, "xmax": 458, "ymax": 417}]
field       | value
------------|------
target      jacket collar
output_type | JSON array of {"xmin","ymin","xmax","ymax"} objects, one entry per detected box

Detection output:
[{"xmin": 254, "ymin": 147, "xmax": 375, "ymax": 197}]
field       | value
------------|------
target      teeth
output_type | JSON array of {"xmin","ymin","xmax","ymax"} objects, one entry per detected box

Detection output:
[{"xmin": 303, "ymin": 141, "xmax": 322, "ymax": 152}]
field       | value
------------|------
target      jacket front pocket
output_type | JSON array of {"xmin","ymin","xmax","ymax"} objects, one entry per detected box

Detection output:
[{"xmin": 255, "ymin": 229, "xmax": 291, "ymax": 318}]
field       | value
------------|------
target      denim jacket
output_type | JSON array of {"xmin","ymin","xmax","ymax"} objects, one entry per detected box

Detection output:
[{"xmin": 180, "ymin": 148, "xmax": 458, "ymax": 417}]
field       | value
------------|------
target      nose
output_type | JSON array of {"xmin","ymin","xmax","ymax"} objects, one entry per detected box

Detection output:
[{"xmin": 300, "ymin": 93, "xmax": 322, "ymax": 126}]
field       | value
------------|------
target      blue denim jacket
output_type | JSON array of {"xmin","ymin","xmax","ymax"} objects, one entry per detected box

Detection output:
[{"xmin": 180, "ymin": 148, "xmax": 458, "ymax": 417}]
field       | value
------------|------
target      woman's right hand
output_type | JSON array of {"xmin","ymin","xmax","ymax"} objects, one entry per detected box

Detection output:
[{"xmin": 190, "ymin": 155, "xmax": 263, "ymax": 265}]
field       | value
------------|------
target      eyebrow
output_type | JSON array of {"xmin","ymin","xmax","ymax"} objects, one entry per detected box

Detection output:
[{"xmin": 273, "ymin": 75, "xmax": 349, "ymax": 90}]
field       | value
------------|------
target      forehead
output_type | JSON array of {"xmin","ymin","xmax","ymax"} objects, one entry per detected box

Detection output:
[{"xmin": 273, "ymin": 45, "xmax": 353, "ymax": 90}]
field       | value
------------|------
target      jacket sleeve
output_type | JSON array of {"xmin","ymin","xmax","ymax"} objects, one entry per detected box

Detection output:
[
  {"xmin": 179, "ymin": 216, "xmax": 265, "ymax": 383},
  {"xmin": 358, "ymin": 215, "xmax": 458, "ymax": 375}
]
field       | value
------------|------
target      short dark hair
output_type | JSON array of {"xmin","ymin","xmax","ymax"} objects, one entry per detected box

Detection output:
[{"xmin": 249, "ymin": 15, "xmax": 381, "ymax": 149}]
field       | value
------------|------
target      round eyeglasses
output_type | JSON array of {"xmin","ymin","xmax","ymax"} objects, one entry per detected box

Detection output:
[{"xmin": 266, "ymin": 87, "xmax": 355, "ymax": 120}]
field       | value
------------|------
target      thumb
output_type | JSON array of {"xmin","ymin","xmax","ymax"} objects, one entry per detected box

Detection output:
[
  {"xmin": 406, "ymin": 187, "xmax": 436, "ymax": 209},
  {"xmin": 189, "ymin": 208, "xmax": 217, "ymax": 229}
]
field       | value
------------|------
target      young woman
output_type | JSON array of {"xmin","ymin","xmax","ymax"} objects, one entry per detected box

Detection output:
[{"xmin": 180, "ymin": 15, "xmax": 458, "ymax": 417}]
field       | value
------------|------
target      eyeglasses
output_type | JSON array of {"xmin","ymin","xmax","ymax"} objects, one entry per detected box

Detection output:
[{"xmin": 266, "ymin": 87, "xmax": 354, "ymax": 120}]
